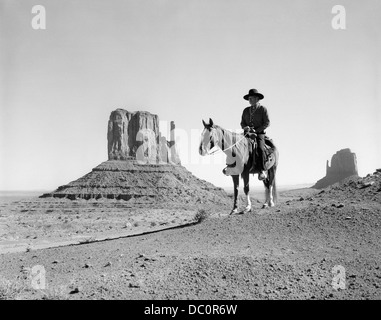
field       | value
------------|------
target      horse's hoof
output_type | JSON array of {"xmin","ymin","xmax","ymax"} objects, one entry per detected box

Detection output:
[
  {"xmin": 269, "ymin": 201, "xmax": 275, "ymax": 207},
  {"xmin": 243, "ymin": 208, "xmax": 252, "ymax": 214},
  {"xmin": 230, "ymin": 209, "xmax": 238, "ymax": 215},
  {"xmin": 262, "ymin": 203, "xmax": 269, "ymax": 209}
]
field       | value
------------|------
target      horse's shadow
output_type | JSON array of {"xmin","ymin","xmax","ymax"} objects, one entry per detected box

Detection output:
[{"xmin": 229, "ymin": 203, "xmax": 271, "ymax": 216}]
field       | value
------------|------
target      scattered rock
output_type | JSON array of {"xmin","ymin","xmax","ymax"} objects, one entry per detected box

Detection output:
[
  {"xmin": 336, "ymin": 203, "xmax": 345, "ymax": 208},
  {"xmin": 21, "ymin": 266, "xmax": 30, "ymax": 274},
  {"xmin": 104, "ymin": 262, "xmax": 112, "ymax": 267},
  {"xmin": 358, "ymin": 181, "xmax": 375, "ymax": 189},
  {"xmin": 69, "ymin": 287, "xmax": 80, "ymax": 294}
]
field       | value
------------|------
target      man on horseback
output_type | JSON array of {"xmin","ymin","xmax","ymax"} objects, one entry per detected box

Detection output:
[{"xmin": 240, "ymin": 88, "xmax": 270, "ymax": 181}]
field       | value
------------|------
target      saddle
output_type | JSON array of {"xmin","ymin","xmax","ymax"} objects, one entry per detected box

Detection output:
[{"xmin": 247, "ymin": 135, "xmax": 276, "ymax": 174}]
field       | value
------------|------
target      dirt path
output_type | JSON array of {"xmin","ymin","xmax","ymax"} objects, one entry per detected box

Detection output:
[{"xmin": 0, "ymin": 177, "xmax": 380, "ymax": 300}]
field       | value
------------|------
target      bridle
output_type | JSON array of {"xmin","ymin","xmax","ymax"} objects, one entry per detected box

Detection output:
[{"xmin": 206, "ymin": 129, "xmax": 249, "ymax": 155}]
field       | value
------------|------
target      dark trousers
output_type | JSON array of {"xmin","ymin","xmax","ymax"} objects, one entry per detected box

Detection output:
[{"xmin": 256, "ymin": 134, "xmax": 266, "ymax": 171}]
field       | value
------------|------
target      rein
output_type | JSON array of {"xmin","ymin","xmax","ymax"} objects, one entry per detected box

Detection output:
[{"xmin": 207, "ymin": 131, "xmax": 249, "ymax": 155}]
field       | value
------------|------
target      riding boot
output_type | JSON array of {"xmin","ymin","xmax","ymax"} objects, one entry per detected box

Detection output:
[{"xmin": 258, "ymin": 171, "xmax": 267, "ymax": 180}]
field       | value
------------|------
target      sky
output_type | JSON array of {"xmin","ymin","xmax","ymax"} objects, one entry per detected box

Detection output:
[{"xmin": 0, "ymin": 0, "xmax": 380, "ymax": 191}]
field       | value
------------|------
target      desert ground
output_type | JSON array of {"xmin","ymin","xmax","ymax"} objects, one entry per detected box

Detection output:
[{"xmin": 0, "ymin": 171, "xmax": 380, "ymax": 300}]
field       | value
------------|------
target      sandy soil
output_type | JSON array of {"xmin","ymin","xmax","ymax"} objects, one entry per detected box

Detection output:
[
  {"xmin": 0, "ymin": 173, "xmax": 380, "ymax": 300},
  {"xmin": 0, "ymin": 198, "xmax": 211, "ymax": 254}
]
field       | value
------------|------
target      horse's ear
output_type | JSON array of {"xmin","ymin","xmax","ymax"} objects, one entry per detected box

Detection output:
[
  {"xmin": 209, "ymin": 118, "xmax": 214, "ymax": 126},
  {"xmin": 202, "ymin": 119, "xmax": 207, "ymax": 127}
]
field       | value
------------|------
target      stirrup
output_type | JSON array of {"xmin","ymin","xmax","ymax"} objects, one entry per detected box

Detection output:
[{"xmin": 258, "ymin": 171, "xmax": 267, "ymax": 181}]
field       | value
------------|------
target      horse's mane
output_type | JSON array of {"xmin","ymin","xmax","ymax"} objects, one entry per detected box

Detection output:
[
  {"xmin": 213, "ymin": 125, "xmax": 244, "ymax": 138},
  {"xmin": 212, "ymin": 124, "xmax": 249, "ymax": 156}
]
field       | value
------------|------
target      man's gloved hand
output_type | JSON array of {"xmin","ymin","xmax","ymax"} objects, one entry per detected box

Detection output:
[
  {"xmin": 244, "ymin": 126, "xmax": 256, "ymax": 133},
  {"xmin": 243, "ymin": 126, "xmax": 257, "ymax": 139}
]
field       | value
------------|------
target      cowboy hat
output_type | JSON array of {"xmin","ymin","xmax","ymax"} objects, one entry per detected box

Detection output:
[{"xmin": 243, "ymin": 88, "xmax": 264, "ymax": 100}]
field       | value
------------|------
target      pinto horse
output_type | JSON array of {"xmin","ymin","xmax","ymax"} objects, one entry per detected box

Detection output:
[{"xmin": 199, "ymin": 118, "xmax": 279, "ymax": 214}]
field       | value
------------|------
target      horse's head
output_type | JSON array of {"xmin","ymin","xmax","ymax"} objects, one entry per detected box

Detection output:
[{"xmin": 199, "ymin": 118, "xmax": 220, "ymax": 156}]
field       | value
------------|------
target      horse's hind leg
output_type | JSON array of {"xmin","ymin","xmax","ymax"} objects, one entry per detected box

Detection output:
[
  {"xmin": 243, "ymin": 172, "xmax": 251, "ymax": 213},
  {"xmin": 262, "ymin": 181, "xmax": 270, "ymax": 209},
  {"xmin": 268, "ymin": 165, "xmax": 277, "ymax": 207},
  {"xmin": 230, "ymin": 175, "xmax": 239, "ymax": 215},
  {"xmin": 262, "ymin": 167, "xmax": 275, "ymax": 208},
  {"xmin": 268, "ymin": 185, "xmax": 274, "ymax": 207}
]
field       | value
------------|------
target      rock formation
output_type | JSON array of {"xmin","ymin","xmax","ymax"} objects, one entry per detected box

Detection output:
[
  {"xmin": 313, "ymin": 148, "xmax": 359, "ymax": 189},
  {"xmin": 40, "ymin": 160, "xmax": 229, "ymax": 205},
  {"xmin": 107, "ymin": 109, "xmax": 180, "ymax": 165},
  {"xmin": 41, "ymin": 109, "xmax": 229, "ymax": 206}
]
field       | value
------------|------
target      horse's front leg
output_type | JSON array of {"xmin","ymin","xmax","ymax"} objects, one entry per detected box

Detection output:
[
  {"xmin": 243, "ymin": 172, "xmax": 251, "ymax": 213},
  {"xmin": 268, "ymin": 185, "xmax": 274, "ymax": 207},
  {"xmin": 230, "ymin": 175, "xmax": 239, "ymax": 215}
]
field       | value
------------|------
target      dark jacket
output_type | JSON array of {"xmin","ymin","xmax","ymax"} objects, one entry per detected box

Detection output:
[{"xmin": 240, "ymin": 104, "xmax": 270, "ymax": 134}]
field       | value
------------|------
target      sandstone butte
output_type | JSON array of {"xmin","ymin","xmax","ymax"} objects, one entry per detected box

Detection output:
[
  {"xmin": 313, "ymin": 148, "xmax": 359, "ymax": 189},
  {"xmin": 41, "ymin": 109, "xmax": 230, "ymax": 206}
]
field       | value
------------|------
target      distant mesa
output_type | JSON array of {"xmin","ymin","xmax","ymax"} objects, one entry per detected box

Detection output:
[
  {"xmin": 313, "ymin": 148, "xmax": 359, "ymax": 189},
  {"xmin": 41, "ymin": 109, "xmax": 229, "ymax": 205}
]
